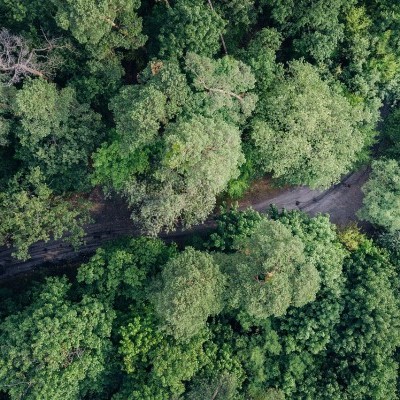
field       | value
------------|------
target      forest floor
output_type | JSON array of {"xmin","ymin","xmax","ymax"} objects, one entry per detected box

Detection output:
[{"xmin": 0, "ymin": 165, "xmax": 370, "ymax": 281}]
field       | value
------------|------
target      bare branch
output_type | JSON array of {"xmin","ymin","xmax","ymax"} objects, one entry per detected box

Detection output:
[{"xmin": 0, "ymin": 28, "xmax": 64, "ymax": 86}]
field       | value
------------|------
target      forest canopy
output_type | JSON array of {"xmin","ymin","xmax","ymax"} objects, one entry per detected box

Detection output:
[{"xmin": 2, "ymin": 0, "xmax": 400, "ymax": 398}]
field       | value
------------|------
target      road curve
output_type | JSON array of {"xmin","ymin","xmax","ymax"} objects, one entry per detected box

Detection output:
[{"xmin": 0, "ymin": 166, "xmax": 370, "ymax": 280}]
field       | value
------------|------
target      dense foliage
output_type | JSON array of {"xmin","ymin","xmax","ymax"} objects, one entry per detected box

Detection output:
[
  {"xmin": 2, "ymin": 1, "xmax": 400, "ymax": 398},
  {"xmin": 1, "ymin": 209, "xmax": 400, "ymax": 399}
]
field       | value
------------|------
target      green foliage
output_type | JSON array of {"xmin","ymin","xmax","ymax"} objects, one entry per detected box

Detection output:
[
  {"xmin": 0, "ymin": 84, "xmax": 15, "ymax": 146},
  {"xmin": 207, "ymin": 203, "xmax": 263, "ymax": 251},
  {"xmin": 94, "ymin": 53, "xmax": 257, "ymax": 234},
  {"xmin": 381, "ymin": 106, "xmax": 400, "ymax": 158},
  {"xmin": 270, "ymin": 210, "xmax": 346, "ymax": 355},
  {"xmin": 157, "ymin": 0, "xmax": 226, "ymax": 58},
  {"xmin": 77, "ymin": 237, "xmax": 175, "ymax": 303},
  {"xmin": 358, "ymin": 159, "xmax": 400, "ymax": 231},
  {"xmin": 324, "ymin": 239, "xmax": 400, "ymax": 399},
  {"xmin": 340, "ymin": 4, "xmax": 400, "ymax": 99},
  {"xmin": 214, "ymin": 0, "xmax": 259, "ymax": 50},
  {"xmin": 267, "ymin": 0, "xmax": 354, "ymax": 63},
  {"xmin": 251, "ymin": 61, "xmax": 376, "ymax": 188},
  {"xmin": 0, "ymin": 277, "xmax": 114, "ymax": 400},
  {"xmin": 14, "ymin": 79, "xmax": 104, "ymax": 192},
  {"xmin": 0, "ymin": 168, "xmax": 90, "ymax": 260},
  {"xmin": 117, "ymin": 311, "xmax": 210, "ymax": 399},
  {"xmin": 221, "ymin": 218, "xmax": 321, "ymax": 319},
  {"xmin": 242, "ymin": 28, "xmax": 283, "ymax": 99},
  {"xmin": 51, "ymin": 0, "xmax": 146, "ymax": 59},
  {"xmin": 125, "ymin": 114, "xmax": 244, "ymax": 235},
  {"xmin": 185, "ymin": 52, "xmax": 257, "ymax": 123},
  {"xmin": 152, "ymin": 248, "xmax": 226, "ymax": 340}
]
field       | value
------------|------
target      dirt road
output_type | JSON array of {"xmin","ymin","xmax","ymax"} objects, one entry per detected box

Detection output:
[{"xmin": 0, "ymin": 166, "xmax": 370, "ymax": 279}]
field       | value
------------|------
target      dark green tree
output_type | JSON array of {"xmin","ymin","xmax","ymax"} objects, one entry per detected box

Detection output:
[
  {"xmin": 0, "ymin": 277, "xmax": 114, "ymax": 400},
  {"xmin": 14, "ymin": 78, "xmax": 104, "ymax": 192},
  {"xmin": 156, "ymin": 0, "xmax": 226, "ymax": 58}
]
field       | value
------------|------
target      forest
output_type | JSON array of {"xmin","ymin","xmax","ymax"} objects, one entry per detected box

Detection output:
[{"xmin": 1, "ymin": 0, "xmax": 400, "ymax": 398}]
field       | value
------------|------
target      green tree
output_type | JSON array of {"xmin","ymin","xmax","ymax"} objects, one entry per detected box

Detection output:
[
  {"xmin": 185, "ymin": 52, "xmax": 257, "ymax": 123},
  {"xmin": 51, "ymin": 0, "xmax": 146, "ymax": 59},
  {"xmin": 358, "ymin": 159, "xmax": 400, "ymax": 231},
  {"xmin": 157, "ymin": 0, "xmax": 226, "ymax": 58},
  {"xmin": 14, "ymin": 78, "xmax": 104, "ymax": 192},
  {"xmin": 128, "ymin": 115, "xmax": 243, "ymax": 234},
  {"xmin": 151, "ymin": 248, "xmax": 226, "ymax": 340},
  {"xmin": 0, "ymin": 277, "xmax": 114, "ymax": 400},
  {"xmin": 0, "ymin": 167, "xmax": 90, "ymax": 260},
  {"xmin": 323, "ymin": 239, "xmax": 400, "ymax": 399},
  {"xmin": 381, "ymin": 106, "xmax": 400, "ymax": 158},
  {"xmin": 251, "ymin": 61, "xmax": 376, "ymax": 188},
  {"xmin": 207, "ymin": 203, "xmax": 263, "ymax": 251},
  {"xmin": 77, "ymin": 237, "xmax": 175, "ymax": 303},
  {"xmin": 267, "ymin": 0, "xmax": 354, "ymax": 63},
  {"xmin": 116, "ymin": 311, "xmax": 210, "ymax": 399},
  {"xmin": 95, "ymin": 54, "xmax": 255, "ymax": 234},
  {"xmin": 221, "ymin": 218, "xmax": 321, "ymax": 319}
]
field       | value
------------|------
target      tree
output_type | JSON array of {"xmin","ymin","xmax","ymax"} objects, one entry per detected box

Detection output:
[
  {"xmin": 156, "ymin": 0, "xmax": 226, "ymax": 58},
  {"xmin": 185, "ymin": 52, "xmax": 257, "ymax": 123},
  {"xmin": 322, "ymin": 239, "xmax": 400, "ymax": 399},
  {"xmin": 207, "ymin": 203, "xmax": 263, "ymax": 251},
  {"xmin": 77, "ymin": 237, "xmax": 175, "ymax": 303},
  {"xmin": 270, "ymin": 209, "xmax": 346, "ymax": 355},
  {"xmin": 51, "ymin": 0, "xmax": 146, "ymax": 59},
  {"xmin": 266, "ymin": 0, "xmax": 354, "ymax": 63},
  {"xmin": 126, "ymin": 115, "xmax": 244, "ymax": 235},
  {"xmin": 251, "ymin": 61, "xmax": 376, "ymax": 188},
  {"xmin": 116, "ymin": 311, "xmax": 211, "ymax": 399},
  {"xmin": 0, "ymin": 167, "xmax": 90, "ymax": 260},
  {"xmin": 241, "ymin": 28, "xmax": 283, "ymax": 100},
  {"xmin": 381, "ymin": 106, "xmax": 400, "ymax": 158},
  {"xmin": 0, "ymin": 277, "xmax": 114, "ymax": 400},
  {"xmin": 151, "ymin": 247, "xmax": 226, "ymax": 340},
  {"xmin": 0, "ymin": 28, "xmax": 63, "ymax": 85},
  {"xmin": 222, "ymin": 218, "xmax": 321, "ymax": 319},
  {"xmin": 0, "ymin": 82, "xmax": 14, "ymax": 146},
  {"xmin": 358, "ymin": 159, "xmax": 400, "ymax": 231},
  {"xmin": 14, "ymin": 78, "xmax": 104, "ymax": 192},
  {"xmin": 95, "ymin": 54, "xmax": 255, "ymax": 234}
]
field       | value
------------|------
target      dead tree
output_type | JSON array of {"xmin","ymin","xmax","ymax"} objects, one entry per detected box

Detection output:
[{"xmin": 0, "ymin": 28, "xmax": 62, "ymax": 86}]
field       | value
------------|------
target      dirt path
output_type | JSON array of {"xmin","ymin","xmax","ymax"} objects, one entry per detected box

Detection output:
[{"xmin": 0, "ymin": 166, "xmax": 370, "ymax": 279}]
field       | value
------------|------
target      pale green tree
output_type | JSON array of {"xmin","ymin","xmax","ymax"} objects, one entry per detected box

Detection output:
[
  {"xmin": 185, "ymin": 52, "xmax": 257, "ymax": 123},
  {"xmin": 151, "ymin": 247, "xmax": 226, "ymax": 340},
  {"xmin": 222, "ymin": 218, "xmax": 320, "ymax": 319},
  {"xmin": 251, "ymin": 61, "xmax": 376, "ymax": 188},
  {"xmin": 358, "ymin": 159, "xmax": 400, "ymax": 231},
  {"xmin": 125, "ymin": 115, "xmax": 244, "ymax": 234}
]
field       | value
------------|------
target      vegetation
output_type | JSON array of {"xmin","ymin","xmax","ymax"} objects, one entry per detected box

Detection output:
[
  {"xmin": 1, "ymin": 209, "xmax": 400, "ymax": 399},
  {"xmin": 2, "ymin": 0, "xmax": 400, "ymax": 398}
]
